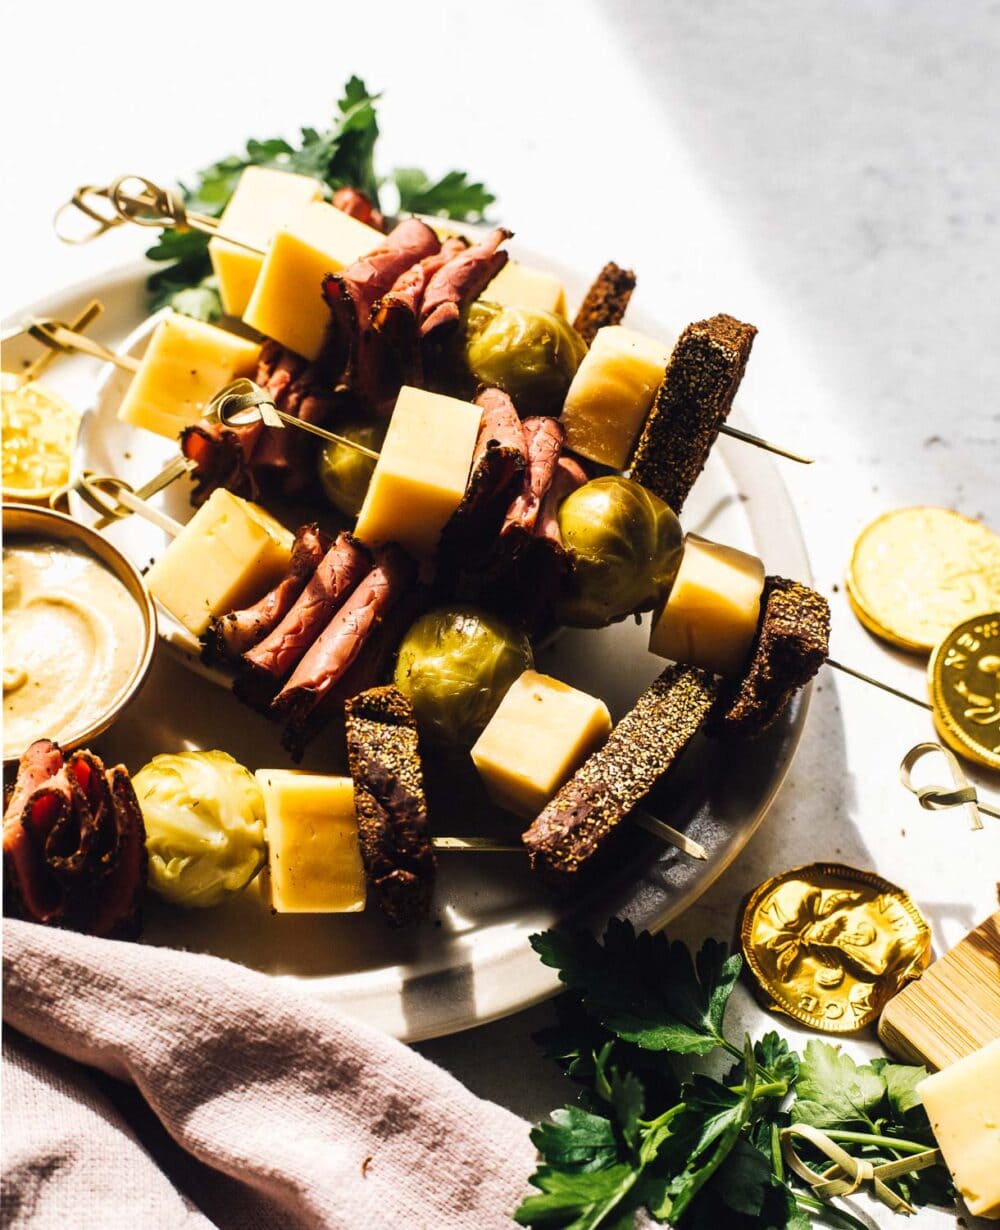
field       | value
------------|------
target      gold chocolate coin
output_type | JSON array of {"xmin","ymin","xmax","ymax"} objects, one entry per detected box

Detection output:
[
  {"xmin": 740, "ymin": 863, "xmax": 931, "ymax": 1033},
  {"xmin": 846, "ymin": 507, "xmax": 1000, "ymax": 653},
  {"xmin": 928, "ymin": 611, "xmax": 1000, "ymax": 772},
  {"xmin": 1, "ymin": 374, "xmax": 79, "ymax": 503}
]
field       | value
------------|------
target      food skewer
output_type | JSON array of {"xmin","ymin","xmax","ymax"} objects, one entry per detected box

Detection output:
[{"xmin": 55, "ymin": 174, "xmax": 810, "ymax": 467}]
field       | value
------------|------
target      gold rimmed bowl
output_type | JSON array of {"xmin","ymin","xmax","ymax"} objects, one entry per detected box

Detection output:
[{"xmin": 3, "ymin": 503, "xmax": 157, "ymax": 764}]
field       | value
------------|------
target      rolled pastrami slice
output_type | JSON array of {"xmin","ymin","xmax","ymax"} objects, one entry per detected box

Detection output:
[
  {"xmin": 240, "ymin": 532, "xmax": 372, "ymax": 688},
  {"xmin": 629, "ymin": 314, "xmax": 756, "ymax": 515},
  {"xmin": 708, "ymin": 576, "xmax": 831, "ymax": 738},
  {"xmin": 523, "ymin": 664, "xmax": 720, "ymax": 889},
  {"xmin": 572, "ymin": 260, "xmax": 637, "ymax": 346},
  {"xmin": 273, "ymin": 545, "xmax": 416, "ymax": 725},
  {"xmin": 207, "ymin": 523, "xmax": 330, "ymax": 662},
  {"xmin": 345, "ymin": 685, "xmax": 435, "ymax": 926}
]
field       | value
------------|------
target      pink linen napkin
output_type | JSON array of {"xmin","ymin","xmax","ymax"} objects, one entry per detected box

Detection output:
[{"xmin": 2, "ymin": 919, "xmax": 537, "ymax": 1229}]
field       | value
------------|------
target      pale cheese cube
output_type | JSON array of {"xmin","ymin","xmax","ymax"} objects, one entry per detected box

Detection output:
[
  {"xmin": 145, "ymin": 488, "xmax": 293, "ymax": 636},
  {"xmin": 354, "ymin": 386, "xmax": 481, "ymax": 559},
  {"xmin": 209, "ymin": 166, "xmax": 324, "ymax": 317},
  {"xmin": 243, "ymin": 200, "xmax": 382, "ymax": 360},
  {"xmin": 256, "ymin": 770, "xmax": 366, "ymax": 913},
  {"xmin": 562, "ymin": 326, "xmax": 668, "ymax": 469},
  {"xmin": 484, "ymin": 261, "xmax": 567, "ymax": 316},
  {"xmin": 648, "ymin": 534, "xmax": 765, "ymax": 676},
  {"xmin": 919, "ymin": 1038, "xmax": 1000, "ymax": 1219},
  {"xmin": 471, "ymin": 670, "xmax": 612, "ymax": 817},
  {"xmin": 117, "ymin": 312, "xmax": 261, "ymax": 440}
]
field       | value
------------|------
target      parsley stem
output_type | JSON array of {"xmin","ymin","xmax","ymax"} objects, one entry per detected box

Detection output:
[
  {"xmin": 795, "ymin": 1192, "xmax": 869, "ymax": 1230},
  {"xmin": 821, "ymin": 1129, "xmax": 931, "ymax": 1156}
]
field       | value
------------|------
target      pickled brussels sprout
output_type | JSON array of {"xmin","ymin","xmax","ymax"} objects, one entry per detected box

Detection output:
[
  {"xmin": 445, "ymin": 301, "xmax": 588, "ymax": 416},
  {"xmin": 394, "ymin": 605, "xmax": 534, "ymax": 747},
  {"xmin": 557, "ymin": 476, "xmax": 683, "ymax": 628},
  {"xmin": 317, "ymin": 417, "xmax": 387, "ymax": 518},
  {"xmin": 133, "ymin": 750, "xmax": 267, "ymax": 908}
]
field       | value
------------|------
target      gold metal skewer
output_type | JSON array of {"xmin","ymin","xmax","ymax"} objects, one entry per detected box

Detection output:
[{"xmin": 55, "ymin": 174, "xmax": 811, "ymax": 466}]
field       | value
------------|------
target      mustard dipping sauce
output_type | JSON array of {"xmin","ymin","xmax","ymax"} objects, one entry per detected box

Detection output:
[{"xmin": 3, "ymin": 538, "xmax": 147, "ymax": 759}]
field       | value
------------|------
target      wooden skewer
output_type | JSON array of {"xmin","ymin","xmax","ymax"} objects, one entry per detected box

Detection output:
[{"xmin": 55, "ymin": 173, "xmax": 811, "ymax": 466}]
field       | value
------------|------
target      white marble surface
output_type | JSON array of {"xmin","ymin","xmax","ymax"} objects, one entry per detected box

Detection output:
[{"xmin": 2, "ymin": 2, "xmax": 998, "ymax": 1226}]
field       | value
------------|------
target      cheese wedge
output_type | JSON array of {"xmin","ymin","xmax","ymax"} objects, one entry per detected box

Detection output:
[
  {"xmin": 471, "ymin": 670, "xmax": 612, "ymax": 817},
  {"xmin": 209, "ymin": 166, "xmax": 324, "ymax": 318},
  {"xmin": 354, "ymin": 386, "xmax": 481, "ymax": 559},
  {"xmin": 919, "ymin": 1038, "xmax": 1000, "ymax": 1219},
  {"xmin": 117, "ymin": 312, "xmax": 261, "ymax": 440},
  {"xmin": 243, "ymin": 200, "xmax": 382, "ymax": 360},
  {"xmin": 145, "ymin": 488, "xmax": 293, "ymax": 637},
  {"xmin": 484, "ymin": 261, "xmax": 567, "ymax": 316},
  {"xmin": 648, "ymin": 534, "xmax": 765, "ymax": 676},
  {"xmin": 255, "ymin": 770, "xmax": 366, "ymax": 913},
  {"xmin": 562, "ymin": 326, "xmax": 669, "ymax": 469}
]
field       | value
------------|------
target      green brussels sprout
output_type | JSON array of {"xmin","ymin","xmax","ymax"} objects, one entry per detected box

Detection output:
[
  {"xmin": 394, "ymin": 605, "xmax": 534, "ymax": 747},
  {"xmin": 132, "ymin": 750, "xmax": 266, "ymax": 908},
  {"xmin": 445, "ymin": 300, "xmax": 588, "ymax": 415},
  {"xmin": 317, "ymin": 416, "xmax": 387, "ymax": 518},
  {"xmin": 557, "ymin": 476, "xmax": 683, "ymax": 628}
]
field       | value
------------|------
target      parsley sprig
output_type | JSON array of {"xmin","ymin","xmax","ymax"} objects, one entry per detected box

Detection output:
[
  {"xmin": 517, "ymin": 920, "xmax": 951, "ymax": 1229},
  {"xmin": 145, "ymin": 77, "xmax": 495, "ymax": 321}
]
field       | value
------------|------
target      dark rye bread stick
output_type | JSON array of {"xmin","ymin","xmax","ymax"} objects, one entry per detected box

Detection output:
[
  {"xmin": 344, "ymin": 686, "xmax": 436, "ymax": 926},
  {"xmin": 708, "ymin": 576, "xmax": 830, "ymax": 738},
  {"xmin": 522, "ymin": 664, "xmax": 720, "ymax": 889},
  {"xmin": 572, "ymin": 261, "xmax": 637, "ymax": 345},
  {"xmin": 629, "ymin": 314, "xmax": 757, "ymax": 514}
]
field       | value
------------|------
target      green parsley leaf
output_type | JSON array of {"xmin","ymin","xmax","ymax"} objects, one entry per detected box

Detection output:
[
  {"xmin": 530, "ymin": 920, "xmax": 741, "ymax": 1056},
  {"xmin": 392, "ymin": 167, "xmax": 495, "ymax": 220},
  {"xmin": 530, "ymin": 1108, "xmax": 619, "ymax": 1174},
  {"xmin": 791, "ymin": 1040, "xmax": 885, "ymax": 1129},
  {"xmin": 514, "ymin": 1163, "xmax": 641, "ymax": 1228},
  {"xmin": 870, "ymin": 1058, "xmax": 928, "ymax": 1118}
]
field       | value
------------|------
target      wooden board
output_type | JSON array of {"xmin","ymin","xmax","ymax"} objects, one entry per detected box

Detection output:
[{"xmin": 878, "ymin": 910, "xmax": 1000, "ymax": 1069}]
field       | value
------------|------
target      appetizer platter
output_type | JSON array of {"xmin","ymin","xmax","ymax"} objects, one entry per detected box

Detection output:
[{"xmin": 2, "ymin": 93, "xmax": 826, "ymax": 1040}]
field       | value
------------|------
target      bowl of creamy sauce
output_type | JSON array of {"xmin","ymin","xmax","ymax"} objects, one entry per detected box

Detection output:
[{"xmin": 3, "ymin": 505, "xmax": 156, "ymax": 762}]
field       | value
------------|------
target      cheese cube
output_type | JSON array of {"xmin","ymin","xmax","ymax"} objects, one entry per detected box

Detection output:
[
  {"xmin": 209, "ymin": 166, "xmax": 324, "ymax": 318},
  {"xmin": 145, "ymin": 488, "xmax": 293, "ymax": 636},
  {"xmin": 471, "ymin": 670, "xmax": 612, "ymax": 817},
  {"xmin": 117, "ymin": 312, "xmax": 261, "ymax": 440},
  {"xmin": 243, "ymin": 201, "xmax": 382, "ymax": 360},
  {"xmin": 649, "ymin": 534, "xmax": 765, "ymax": 676},
  {"xmin": 354, "ymin": 386, "xmax": 481, "ymax": 559},
  {"xmin": 562, "ymin": 327, "xmax": 668, "ymax": 469},
  {"xmin": 484, "ymin": 261, "xmax": 567, "ymax": 316},
  {"xmin": 256, "ymin": 770, "xmax": 366, "ymax": 913},
  {"xmin": 919, "ymin": 1038, "xmax": 1000, "ymax": 1218}
]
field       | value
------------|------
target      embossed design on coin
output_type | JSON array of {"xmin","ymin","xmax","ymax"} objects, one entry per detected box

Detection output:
[
  {"xmin": 847, "ymin": 507, "xmax": 1000, "ymax": 653},
  {"xmin": 740, "ymin": 863, "xmax": 931, "ymax": 1033},
  {"xmin": 928, "ymin": 611, "xmax": 1000, "ymax": 771}
]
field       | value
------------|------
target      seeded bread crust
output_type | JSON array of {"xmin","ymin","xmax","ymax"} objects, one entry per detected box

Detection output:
[
  {"xmin": 572, "ymin": 261, "xmax": 637, "ymax": 346},
  {"xmin": 708, "ymin": 576, "xmax": 830, "ymax": 738},
  {"xmin": 345, "ymin": 686, "xmax": 436, "ymax": 925},
  {"xmin": 629, "ymin": 314, "xmax": 756, "ymax": 514},
  {"xmin": 522, "ymin": 664, "xmax": 719, "ymax": 888}
]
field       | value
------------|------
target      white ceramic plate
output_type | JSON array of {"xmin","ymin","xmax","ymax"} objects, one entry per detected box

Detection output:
[{"xmin": 4, "ymin": 253, "xmax": 812, "ymax": 1041}]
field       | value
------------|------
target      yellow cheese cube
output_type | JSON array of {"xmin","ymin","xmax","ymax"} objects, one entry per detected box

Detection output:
[
  {"xmin": 354, "ymin": 386, "xmax": 481, "ymax": 559},
  {"xmin": 209, "ymin": 166, "xmax": 324, "ymax": 317},
  {"xmin": 145, "ymin": 488, "xmax": 293, "ymax": 636},
  {"xmin": 484, "ymin": 261, "xmax": 567, "ymax": 316},
  {"xmin": 243, "ymin": 201, "xmax": 382, "ymax": 360},
  {"xmin": 919, "ymin": 1038, "xmax": 1000, "ymax": 1218},
  {"xmin": 562, "ymin": 327, "xmax": 668, "ymax": 469},
  {"xmin": 649, "ymin": 534, "xmax": 765, "ymax": 676},
  {"xmin": 471, "ymin": 670, "xmax": 612, "ymax": 817},
  {"xmin": 117, "ymin": 312, "xmax": 261, "ymax": 440},
  {"xmin": 255, "ymin": 770, "xmax": 366, "ymax": 913}
]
